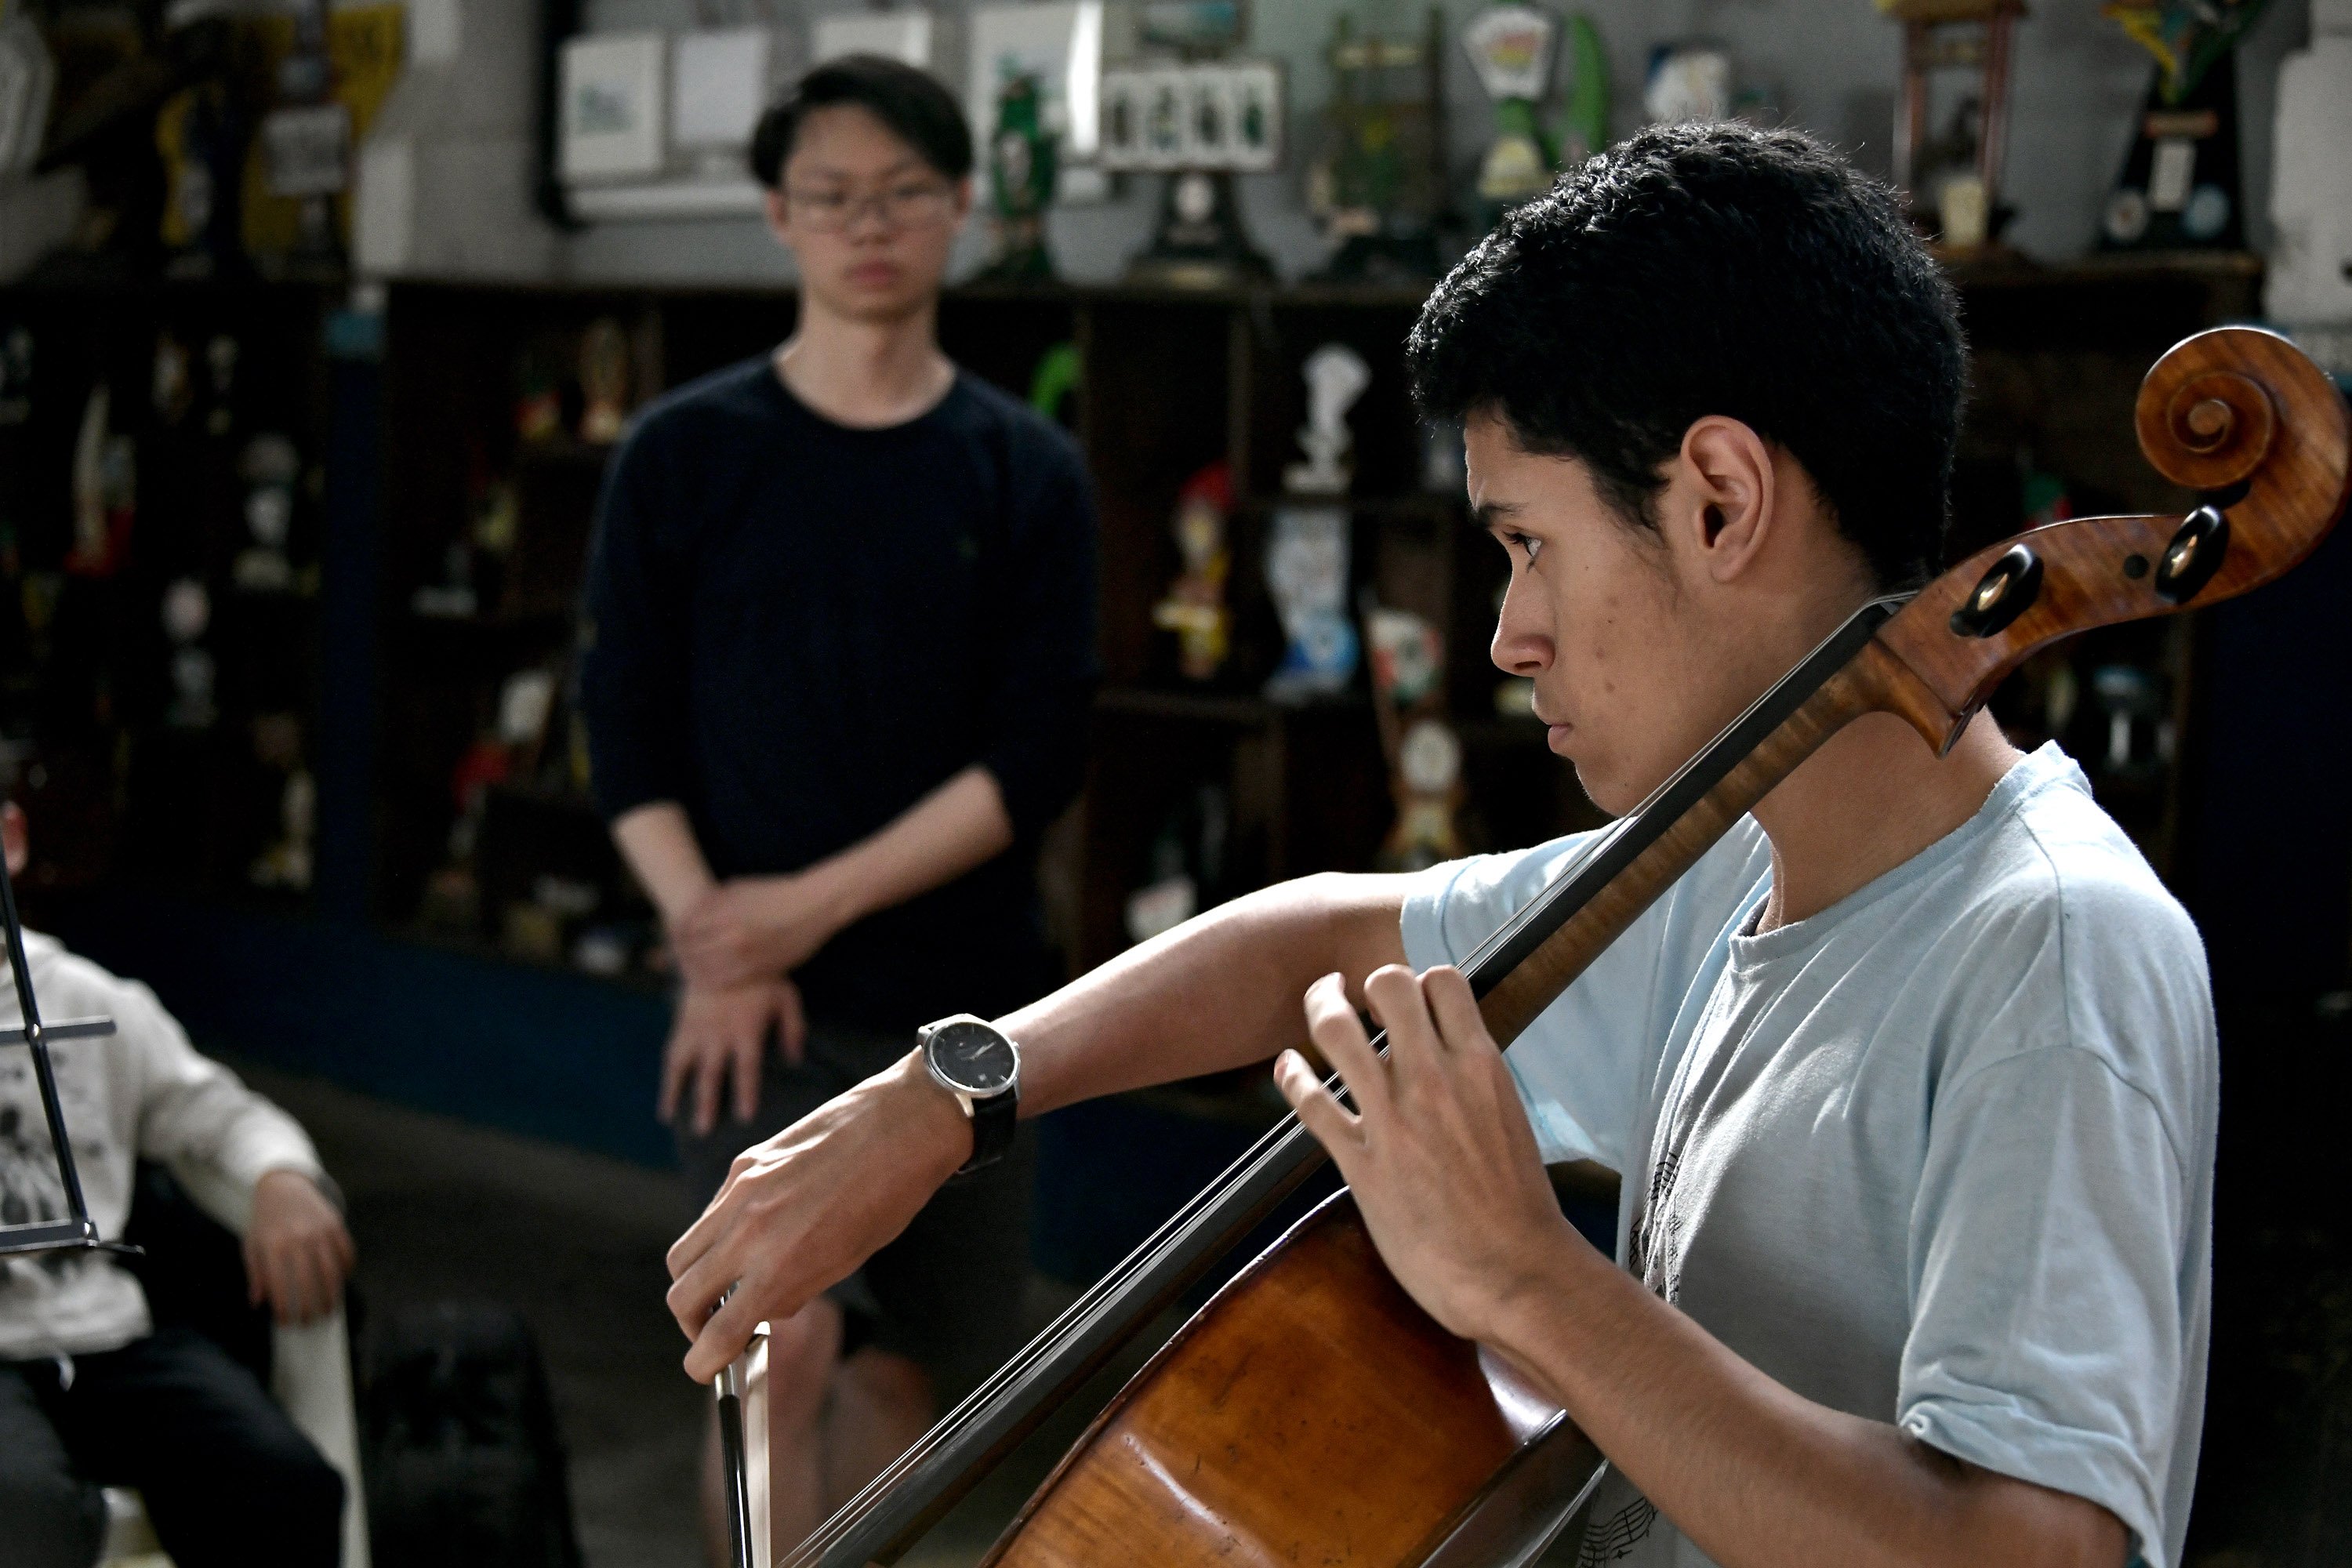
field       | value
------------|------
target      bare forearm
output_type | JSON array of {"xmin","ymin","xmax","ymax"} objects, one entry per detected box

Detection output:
[
  {"xmin": 802, "ymin": 764, "xmax": 1014, "ymax": 931},
  {"xmin": 612, "ymin": 803, "xmax": 715, "ymax": 926},
  {"xmin": 1494, "ymin": 1246, "xmax": 2127, "ymax": 1568},
  {"xmin": 1002, "ymin": 871, "xmax": 1411, "ymax": 1117}
]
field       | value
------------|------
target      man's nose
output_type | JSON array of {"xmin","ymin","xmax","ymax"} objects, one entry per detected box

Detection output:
[{"xmin": 1490, "ymin": 581, "xmax": 1552, "ymax": 675}]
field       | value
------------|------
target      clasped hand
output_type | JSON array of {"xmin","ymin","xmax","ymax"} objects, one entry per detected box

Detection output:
[
  {"xmin": 659, "ymin": 873, "xmax": 853, "ymax": 1134},
  {"xmin": 1276, "ymin": 964, "xmax": 1584, "ymax": 1347},
  {"xmin": 672, "ymin": 873, "xmax": 850, "ymax": 993}
]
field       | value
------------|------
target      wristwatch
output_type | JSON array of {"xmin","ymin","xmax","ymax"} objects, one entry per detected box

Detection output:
[{"xmin": 919, "ymin": 1014, "xmax": 1021, "ymax": 1176}]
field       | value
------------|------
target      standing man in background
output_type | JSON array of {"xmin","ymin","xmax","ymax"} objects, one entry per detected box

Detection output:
[{"xmin": 577, "ymin": 55, "xmax": 1098, "ymax": 1559}]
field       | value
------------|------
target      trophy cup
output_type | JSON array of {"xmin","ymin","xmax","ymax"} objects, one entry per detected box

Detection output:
[{"xmin": 1265, "ymin": 345, "xmax": 1370, "ymax": 703}]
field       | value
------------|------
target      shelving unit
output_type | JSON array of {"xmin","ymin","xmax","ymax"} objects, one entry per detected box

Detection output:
[
  {"xmin": 374, "ymin": 277, "xmax": 1583, "ymax": 990},
  {"xmin": 370, "ymin": 258, "xmax": 2261, "ymax": 995},
  {"xmin": 0, "ymin": 276, "xmax": 337, "ymax": 906}
]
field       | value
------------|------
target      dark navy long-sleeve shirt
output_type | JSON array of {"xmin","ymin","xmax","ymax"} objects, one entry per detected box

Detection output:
[{"xmin": 579, "ymin": 358, "xmax": 1098, "ymax": 1031}]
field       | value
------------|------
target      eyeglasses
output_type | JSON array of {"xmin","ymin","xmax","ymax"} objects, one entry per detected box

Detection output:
[{"xmin": 783, "ymin": 181, "xmax": 955, "ymax": 234}]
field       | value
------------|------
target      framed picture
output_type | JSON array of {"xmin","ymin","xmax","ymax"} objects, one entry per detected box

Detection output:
[
  {"xmin": 1138, "ymin": 0, "xmax": 1243, "ymax": 53},
  {"xmin": 812, "ymin": 11, "xmax": 935, "ymax": 71},
  {"xmin": 671, "ymin": 27, "xmax": 770, "ymax": 151},
  {"xmin": 560, "ymin": 32, "xmax": 665, "ymax": 183}
]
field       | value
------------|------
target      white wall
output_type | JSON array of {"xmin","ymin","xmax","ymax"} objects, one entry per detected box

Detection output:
[{"xmin": 479, "ymin": 0, "xmax": 2315, "ymax": 287}]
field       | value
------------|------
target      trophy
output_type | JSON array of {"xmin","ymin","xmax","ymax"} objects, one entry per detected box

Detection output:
[
  {"xmin": 67, "ymin": 387, "xmax": 132, "ymax": 579},
  {"xmin": 1151, "ymin": 460, "xmax": 1234, "ymax": 682},
  {"xmin": 1284, "ymin": 343, "xmax": 1371, "ymax": 495},
  {"xmin": 1877, "ymin": 0, "xmax": 2024, "ymax": 252},
  {"xmin": 1265, "ymin": 344, "xmax": 1370, "ymax": 703},
  {"xmin": 1100, "ymin": 4, "xmax": 1281, "ymax": 288},
  {"xmin": 1364, "ymin": 603, "xmax": 1465, "ymax": 872},
  {"xmin": 579, "ymin": 319, "xmax": 630, "ymax": 444},
  {"xmin": 161, "ymin": 579, "xmax": 216, "ymax": 731},
  {"xmin": 982, "ymin": 71, "xmax": 1058, "ymax": 281},
  {"xmin": 234, "ymin": 434, "xmax": 301, "ymax": 593},
  {"xmin": 1305, "ymin": 9, "xmax": 1449, "ymax": 283},
  {"xmin": 1464, "ymin": 5, "xmax": 1561, "ymax": 209},
  {"xmin": 2096, "ymin": 0, "xmax": 2266, "ymax": 252}
]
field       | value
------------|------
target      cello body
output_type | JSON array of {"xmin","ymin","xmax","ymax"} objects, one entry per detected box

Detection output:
[{"xmin": 985, "ymin": 1192, "xmax": 1603, "ymax": 1568}]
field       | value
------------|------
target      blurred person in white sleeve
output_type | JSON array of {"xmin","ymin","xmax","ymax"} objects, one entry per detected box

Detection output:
[{"xmin": 0, "ymin": 799, "xmax": 353, "ymax": 1568}]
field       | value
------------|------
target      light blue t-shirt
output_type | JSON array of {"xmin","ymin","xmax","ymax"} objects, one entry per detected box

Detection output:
[{"xmin": 1399, "ymin": 744, "xmax": 2212, "ymax": 1568}]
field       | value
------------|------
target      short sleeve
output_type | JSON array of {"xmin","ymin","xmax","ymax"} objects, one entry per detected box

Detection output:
[
  {"xmin": 1399, "ymin": 822, "xmax": 1770, "ymax": 1173},
  {"xmin": 1900, "ymin": 1047, "xmax": 2196, "ymax": 1568}
]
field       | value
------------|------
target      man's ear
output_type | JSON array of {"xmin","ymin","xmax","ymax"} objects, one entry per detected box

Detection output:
[
  {"xmin": 2, "ymin": 803, "xmax": 26, "ymax": 880},
  {"xmin": 1672, "ymin": 417, "xmax": 1779, "ymax": 584},
  {"xmin": 762, "ymin": 187, "xmax": 793, "ymax": 248},
  {"xmin": 949, "ymin": 174, "xmax": 975, "ymax": 231}
]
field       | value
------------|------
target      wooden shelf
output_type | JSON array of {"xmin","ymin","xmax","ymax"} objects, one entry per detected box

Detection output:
[{"xmin": 1096, "ymin": 686, "xmax": 1368, "ymax": 726}]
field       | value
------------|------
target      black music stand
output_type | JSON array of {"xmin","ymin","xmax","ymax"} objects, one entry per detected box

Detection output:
[{"xmin": 0, "ymin": 844, "xmax": 132, "ymax": 1262}]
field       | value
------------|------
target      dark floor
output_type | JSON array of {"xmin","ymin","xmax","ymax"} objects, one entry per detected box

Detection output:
[
  {"xmin": 251, "ymin": 1062, "xmax": 1615, "ymax": 1568},
  {"xmin": 245, "ymin": 1062, "xmax": 1254, "ymax": 1568}
]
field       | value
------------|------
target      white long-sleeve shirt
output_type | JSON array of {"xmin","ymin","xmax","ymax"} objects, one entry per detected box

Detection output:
[{"xmin": 0, "ymin": 931, "xmax": 326, "ymax": 1359}]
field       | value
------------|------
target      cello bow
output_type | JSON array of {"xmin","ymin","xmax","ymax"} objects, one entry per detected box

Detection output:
[{"xmin": 768, "ymin": 325, "xmax": 2347, "ymax": 1568}]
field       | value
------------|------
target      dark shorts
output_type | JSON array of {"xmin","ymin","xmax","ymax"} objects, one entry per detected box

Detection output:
[{"xmin": 677, "ymin": 1022, "xmax": 1034, "ymax": 1404}]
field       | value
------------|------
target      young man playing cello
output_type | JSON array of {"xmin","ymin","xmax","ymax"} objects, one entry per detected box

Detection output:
[{"xmin": 670, "ymin": 124, "xmax": 2209, "ymax": 1568}]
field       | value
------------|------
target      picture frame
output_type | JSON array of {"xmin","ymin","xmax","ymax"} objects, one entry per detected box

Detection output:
[
  {"xmin": 671, "ymin": 27, "xmax": 771, "ymax": 151},
  {"xmin": 560, "ymin": 32, "xmax": 666, "ymax": 183},
  {"xmin": 811, "ymin": 10, "xmax": 935, "ymax": 71}
]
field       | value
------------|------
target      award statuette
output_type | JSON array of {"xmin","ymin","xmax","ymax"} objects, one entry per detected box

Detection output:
[
  {"xmin": 1151, "ymin": 460, "xmax": 1234, "ymax": 682},
  {"xmin": 1364, "ymin": 603, "xmax": 1466, "ymax": 870},
  {"xmin": 1265, "ymin": 344, "xmax": 1369, "ymax": 704},
  {"xmin": 2096, "ymin": 0, "xmax": 2265, "ymax": 253},
  {"xmin": 1099, "ymin": 5, "xmax": 1280, "ymax": 288},
  {"xmin": 1305, "ymin": 9, "xmax": 1449, "ymax": 284},
  {"xmin": 981, "ymin": 71, "xmax": 1057, "ymax": 281},
  {"xmin": 1463, "ymin": 5, "xmax": 1562, "ymax": 210},
  {"xmin": 1876, "ymin": 0, "xmax": 2024, "ymax": 252},
  {"xmin": 578, "ymin": 318, "xmax": 631, "ymax": 445}
]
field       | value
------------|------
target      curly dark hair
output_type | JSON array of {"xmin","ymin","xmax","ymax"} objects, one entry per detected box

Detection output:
[
  {"xmin": 1406, "ymin": 122, "xmax": 1968, "ymax": 591},
  {"xmin": 750, "ymin": 55, "xmax": 974, "ymax": 188}
]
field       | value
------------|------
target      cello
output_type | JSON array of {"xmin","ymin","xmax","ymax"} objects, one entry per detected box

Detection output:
[{"xmin": 719, "ymin": 325, "xmax": 2350, "ymax": 1568}]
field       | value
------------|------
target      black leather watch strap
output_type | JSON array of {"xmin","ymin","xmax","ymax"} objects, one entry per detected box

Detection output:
[{"xmin": 957, "ymin": 1091, "xmax": 1016, "ymax": 1176}]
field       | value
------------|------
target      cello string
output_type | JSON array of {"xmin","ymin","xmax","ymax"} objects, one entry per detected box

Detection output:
[{"xmin": 789, "ymin": 820, "xmax": 1661, "ymax": 1564}]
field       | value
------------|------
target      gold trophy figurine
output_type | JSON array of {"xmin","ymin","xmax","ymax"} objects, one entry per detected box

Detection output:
[{"xmin": 579, "ymin": 318, "xmax": 631, "ymax": 445}]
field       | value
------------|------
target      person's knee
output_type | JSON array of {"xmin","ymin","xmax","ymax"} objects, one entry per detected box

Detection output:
[
  {"xmin": 764, "ymin": 1299, "xmax": 845, "ymax": 1429},
  {"xmin": 159, "ymin": 1429, "xmax": 342, "ymax": 1568},
  {"xmin": 281, "ymin": 1442, "xmax": 345, "ymax": 1542},
  {"xmin": 0, "ymin": 1465, "xmax": 107, "ymax": 1568}
]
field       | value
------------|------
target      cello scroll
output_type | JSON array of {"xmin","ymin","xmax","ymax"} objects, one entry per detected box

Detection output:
[{"xmin": 1872, "ymin": 326, "xmax": 2352, "ymax": 753}]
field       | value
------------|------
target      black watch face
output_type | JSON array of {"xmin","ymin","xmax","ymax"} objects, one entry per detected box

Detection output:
[{"xmin": 929, "ymin": 1022, "xmax": 1017, "ymax": 1096}]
